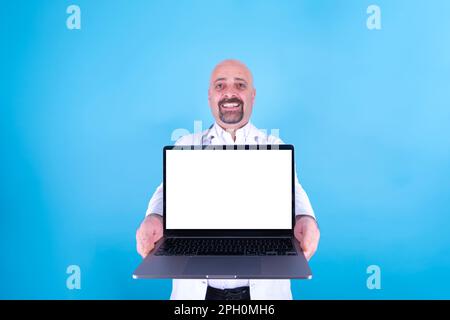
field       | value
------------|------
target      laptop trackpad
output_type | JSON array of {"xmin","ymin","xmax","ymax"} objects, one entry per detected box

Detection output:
[{"xmin": 184, "ymin": 257, "xmax": 261, "ymax": 277}]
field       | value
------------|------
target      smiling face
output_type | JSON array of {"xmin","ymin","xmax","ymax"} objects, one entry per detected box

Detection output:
[{"xmin": 208, "ymin": 60, "xmax": 256, "ymax": 130}]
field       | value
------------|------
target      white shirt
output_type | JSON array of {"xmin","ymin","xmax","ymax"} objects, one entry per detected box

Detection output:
[{"xmin": 145, "ymin": 121, "xmax": 315, "ymax": 293}]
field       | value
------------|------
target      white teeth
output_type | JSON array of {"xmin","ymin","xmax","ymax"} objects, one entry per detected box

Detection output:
[{"xmin": 223, "ymin": 103, "xmax": 239, "ymax": 108}]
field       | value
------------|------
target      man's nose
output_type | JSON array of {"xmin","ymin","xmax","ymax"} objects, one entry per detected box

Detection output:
[
  {"xmin": 223, "ymin": 94, "xmax": 238, "ymax": 101},
  {"xmin": 222, "ymin": 89, "xmax": 240, "ymax": 99}
]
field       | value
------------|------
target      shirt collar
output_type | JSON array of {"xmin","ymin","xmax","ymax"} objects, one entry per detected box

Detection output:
[{"xmin": 210, "ymin": 121, "xmax": 253, "ymax": 143}]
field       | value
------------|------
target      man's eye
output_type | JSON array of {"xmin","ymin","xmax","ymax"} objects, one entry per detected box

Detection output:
[
  {"xmin": 215, "ymin": 83, "xmax": 224, "ymax": 90},
  {"xmin": 237, "ymin": 83, "xmax": 247, "ymax": 90}
]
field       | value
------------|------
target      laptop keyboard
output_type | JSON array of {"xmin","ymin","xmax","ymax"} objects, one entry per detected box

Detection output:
[{"xmin": 154, "ymin": 238, "xmax": 297, "ymax": 256}]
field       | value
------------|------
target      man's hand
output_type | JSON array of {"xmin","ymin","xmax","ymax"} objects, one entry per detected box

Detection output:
[
  {"xmin": 136, "ymin": 214, "xmax": 163, "ymax": 258},
  {"xmin": 294, "ymin": 215, "xmax": 320, "ymax": 261}
]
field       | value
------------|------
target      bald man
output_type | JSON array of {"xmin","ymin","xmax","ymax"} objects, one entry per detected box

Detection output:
[{"xmin": 136, "ymin": 59, "xmax": 320, "ymax": 300}]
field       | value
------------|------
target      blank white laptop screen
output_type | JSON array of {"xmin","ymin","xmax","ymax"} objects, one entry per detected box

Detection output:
[{"xmin": 165, "ymin": 149, "xmax": 293, "ymax": 229}]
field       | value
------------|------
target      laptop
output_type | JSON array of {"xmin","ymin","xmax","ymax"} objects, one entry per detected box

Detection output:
[{"xmin": 133, "ymin": 144, "xmax": 312, "ymax": 279}]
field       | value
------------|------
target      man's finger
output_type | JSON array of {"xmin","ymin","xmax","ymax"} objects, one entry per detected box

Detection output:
[
  {"xmin": 139, "ymin": 242, "xmax": 154, "ymax": 258},
  {"xmin": 136, "ymin": 241, "xmax": 142, "ymax": 256},
  {"xmin": 139, "ymin": 227, "xmax": 156, "ymax": 243},
  {"xmin": 137, "ymin": 231, "xmax": 157, "ymax": 257},
  {"xmin": 294, "ymin": 224, "xmax": 307, "ymax": 243},
  {"xmin": 303, "ymin": 249, "xmax": 312, "ymax": 261},
  {"xmin": 305, "ymin": 241, "xmax": 319, "ymax": 261},
  {"xmin": 145, "ymin": 243, "xmax": 155, "ymax": 256},
  {"xmin": 137, "ymin": 242, "xmax": 147, "ymax": 258},
  {"xmin": 300, "ymin": 228, "xmax": 314, "ymax": 250},
  {"xmin": 154, "ymin": 229, "xmax": 163, "ymax": 242}
]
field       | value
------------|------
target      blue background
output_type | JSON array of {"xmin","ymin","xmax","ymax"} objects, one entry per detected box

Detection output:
[{"xmin": 1, "ymin": 0, "xmax": 450, "ymax": 299}]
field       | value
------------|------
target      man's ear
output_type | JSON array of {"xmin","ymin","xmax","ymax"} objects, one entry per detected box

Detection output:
[{"xmin": 208, "ymin": 87, "xmax": 212, "ymax": 105}]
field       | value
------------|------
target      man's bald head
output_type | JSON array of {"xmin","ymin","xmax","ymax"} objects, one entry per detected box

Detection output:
[
  {"xmin": 210, "ymin": 59, "xmax": 254, "ymax": 89},
  {"xmin": 208, "ymin": 59, "xmax": 256, "ymax": 131}
]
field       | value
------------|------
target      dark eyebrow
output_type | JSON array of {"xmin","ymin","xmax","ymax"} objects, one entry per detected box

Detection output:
[
  {"xmin": 234, "ymin": 77, "xmax": 248, "ymax": 84},
  {"xmin": 214, "ymin": 77, "xmax": 248, "ymax": 84}
]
